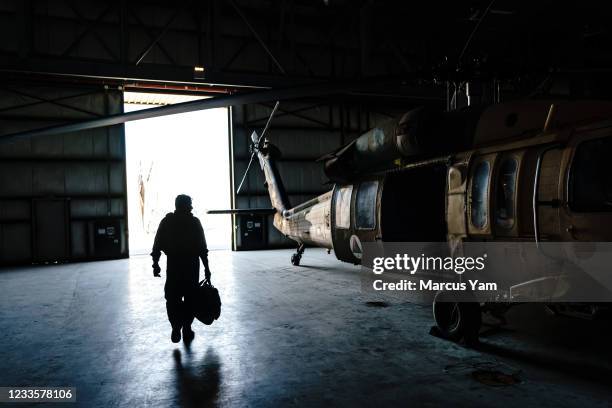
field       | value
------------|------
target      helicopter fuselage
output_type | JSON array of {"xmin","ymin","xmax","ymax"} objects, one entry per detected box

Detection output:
[{"xmin": 269, "ymin": 100, "xmax": 612, "ymax": 270}]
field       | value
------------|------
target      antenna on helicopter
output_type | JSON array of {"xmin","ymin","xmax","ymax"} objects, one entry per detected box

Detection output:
[{"xmin": 236, "ymin": 101, "xmax": 280, "ymax": 194}]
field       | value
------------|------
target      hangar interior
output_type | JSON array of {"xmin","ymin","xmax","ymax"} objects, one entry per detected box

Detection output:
[{"xmin": 1, "ymin": 1, "xmax": 612, "ymax": 407}]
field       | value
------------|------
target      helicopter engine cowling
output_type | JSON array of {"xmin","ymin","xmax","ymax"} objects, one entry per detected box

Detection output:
[
  {"xmin": 395, "ymin": 107, "xmax": 446, "ymax": 156},
  {"xmin": 322, "ymin": 114, "xmax": 403, "ymax": 183},
  {"xmin": 322, "ymin": 106, "xmax": 478, "ymax": 183}
]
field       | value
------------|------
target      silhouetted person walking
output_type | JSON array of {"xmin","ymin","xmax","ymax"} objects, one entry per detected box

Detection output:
[{"xmin": 152, "ymin": 194, "xmax": 211, "ymax": 343}]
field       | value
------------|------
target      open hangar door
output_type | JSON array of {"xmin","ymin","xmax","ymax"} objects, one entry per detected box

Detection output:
[
  {"xmin": 0, "ymin": 81, "xmax": 127, "ymax": 264},
  {"xmin": 124, "ymin": 91, "xmax": 232, "ymax": 254},
  {"xmin": 230, "ymin": 100, "xmax": 405, "ymax": 250}
]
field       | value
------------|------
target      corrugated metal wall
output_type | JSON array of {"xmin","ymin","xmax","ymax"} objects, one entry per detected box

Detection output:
[
  {"xmin": 231, "ymin": 101, "xmax": 397, "ymax": 249},
  {"xmin": 0, "ymin": 82, "xmax": 127, "ymax": 264}
]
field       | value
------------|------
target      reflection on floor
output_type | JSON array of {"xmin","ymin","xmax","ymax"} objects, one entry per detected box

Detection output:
[{"xmin": 0, "ymin": 249, "xmax": 611, "ymax": 407}]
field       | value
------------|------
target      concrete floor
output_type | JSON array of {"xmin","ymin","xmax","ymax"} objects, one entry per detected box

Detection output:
[{"xmin": 1, "ymin": 249, "xmax": 612, "ymax": 407}]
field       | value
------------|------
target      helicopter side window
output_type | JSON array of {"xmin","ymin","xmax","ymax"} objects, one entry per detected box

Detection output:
[
  {"xmin": 471, "ymin": 161, "xmax": 490, "ymax": 229},
  {"xmin": 495, "ymin": 158, "xmax": 518, "ymax": 228},
  {"xmin": 570, "ymin": 136, "xmax": 612, "ymax": 212},
  {"xmin": 335, "ymin": 185, "xmax": 353, "ymax": 229},
  {"xmin": 356, "ymin": 181, "xmax": 379, "ymax": 229}
]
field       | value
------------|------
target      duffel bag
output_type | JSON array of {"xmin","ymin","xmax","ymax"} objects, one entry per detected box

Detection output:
[{"xmin": 190, "ymin": 279, "xmax": 221, "ymax": 325}]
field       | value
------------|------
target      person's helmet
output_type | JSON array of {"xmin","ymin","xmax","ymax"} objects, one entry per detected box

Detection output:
[{"xmin": 175, "ymin": 194, "xmax": 193, "ymax": 211}]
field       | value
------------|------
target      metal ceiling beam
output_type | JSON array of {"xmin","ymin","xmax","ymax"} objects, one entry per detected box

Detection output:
[
  {"xmin": 0, "ymin": 88, "xmax": 101, "ymax": 114},
  {"xmin": 62, "ymin": 2, "xmax": 117, "ymax": 60},
  {"xmin": 0, "ymin": 57, "xmax": 318, "ymax": 89},
  {"xmin": 246, "ymin": 103, "xmax": 324, "ymax": 124},
  {"xmin": 134, "ymin": 7, "xmax": 181, "ymax": 65},
  {"xmin": 229, "ymin": 0, "xmax": 286, "ymax": 75},
  {"xmin": 129, "ymin": 7, "xmax": 177, "ymax": 65},
  {"xmin": 0, "ymin": 86, "xmax": 103, "ymax": 118},
  {"xmin": 255, "ymin": 102, "xmax": 330, "ymax": 128}
]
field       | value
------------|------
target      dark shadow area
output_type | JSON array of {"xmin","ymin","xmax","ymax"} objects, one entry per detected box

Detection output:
[
  {"xmin": 365, "ymin": 301, "xmax": 390, "ymax": 308},
  {"xmin": 473, "ymin": 304, "xmax": 612, "ymax": 387},
  {"xmin": 291, "ymin": 264, "xmax": 334, "ymax": 272},
  {"xmin": 172, "ymin": 348, "xmax": 222, "ymax": 408},
  {"xmin": 474, "ymin": 341, "xmax": 612, "ymax": 387},
  {"xmin": 381, "ymin": 164, "xmax": 448, "ymax": 241}
]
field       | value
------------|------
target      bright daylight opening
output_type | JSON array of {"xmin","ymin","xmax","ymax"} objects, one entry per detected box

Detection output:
[{"xmin": 124, "ymin": 92, "xmax": 231, "ymax": 255}]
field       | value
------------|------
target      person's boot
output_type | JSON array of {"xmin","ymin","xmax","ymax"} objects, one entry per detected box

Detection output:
[
  {"xmin": 182, "ymin": 326, "xmax": 195, "ymax": 342},
  {"xmin": 171, "ymin": 328, "xmax": 181, "ymax": 343}
]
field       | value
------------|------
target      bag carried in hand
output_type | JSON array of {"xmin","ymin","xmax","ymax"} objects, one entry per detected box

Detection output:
[{"xmin": 191, "ymin": 280, "xmax": 221, "ymax": 325}]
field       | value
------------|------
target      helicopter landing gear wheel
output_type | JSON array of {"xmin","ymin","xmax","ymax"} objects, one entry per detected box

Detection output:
[
  {"xmin": 433, "ymin": 291, "xmax": 481, "ymax": 345},
  {"xmin": 291, "ymin": 244, "xmax": 305, "ymax": 266}
]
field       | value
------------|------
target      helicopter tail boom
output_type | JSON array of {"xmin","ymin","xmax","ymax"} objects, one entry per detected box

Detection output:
[{"xmin": 254, "ymin": 137, "xmax": 291, "ymax": 216}]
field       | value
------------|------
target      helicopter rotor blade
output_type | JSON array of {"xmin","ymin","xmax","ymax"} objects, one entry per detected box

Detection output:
[
  {"xmin": 236, "ymin": 152, "xmax": 256, "ymax": 195},
  {"xmin": 0, "ymin": 82, "xmax": 342, "ymax": 145},
  {"xmin": 235, "ymin": 101, "xmax": 280, "ymax": 194},
  {"xmin": 256, "ymin": 101, "xmax": 280, "ymax": 145}
]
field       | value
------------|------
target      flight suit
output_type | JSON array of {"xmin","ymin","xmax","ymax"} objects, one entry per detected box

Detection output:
[{"xmin": 151, "ymin": 211, "xmax": 210, "ymax": 330}]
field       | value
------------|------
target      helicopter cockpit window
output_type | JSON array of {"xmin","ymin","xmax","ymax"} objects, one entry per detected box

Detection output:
[
  {"xmin": 471, "ymin": 161, "xmax": 490, "ymax": 229},
  {"xmin": 495, "ymin": 158, "xmax": 518, "ymax": 228},
  {"xmin": 335, "ymin": 185, "xmax": 353, "ymax": 229},
  {"xmin": 356, "ymin": 181, "xmax": 379, "ymax": 229},
  {"xmin": 570, "ymin": 136, "xmax": 612, "ymax": 212}
]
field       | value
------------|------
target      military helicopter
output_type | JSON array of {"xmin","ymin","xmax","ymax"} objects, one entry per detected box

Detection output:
[{"xmin": 212, "ymin": 97, "xmax": 612, "ymax": 343}]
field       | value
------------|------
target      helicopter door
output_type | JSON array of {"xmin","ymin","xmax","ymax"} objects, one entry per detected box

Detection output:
[
  {"xmin": 492, "ymin": 152, "xmax": 523, "ymax": 237},
  {"xmin": 330, "ymin": 184, "xmax": 359, "ymax": 263},
  {"xmin": 446, "ymin": 154, "xmax": 472, "ymax": 241},
  {"xmin": 560, "ymin": 129, "xmax": 612, "ymax": 241},
  {"xmin": 352, "ymin": 180, "xmax": 380, "ymax": 255},
  {"xmin": 533, "ymin": 146, "xmax": 563, "ymax": 241}
]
